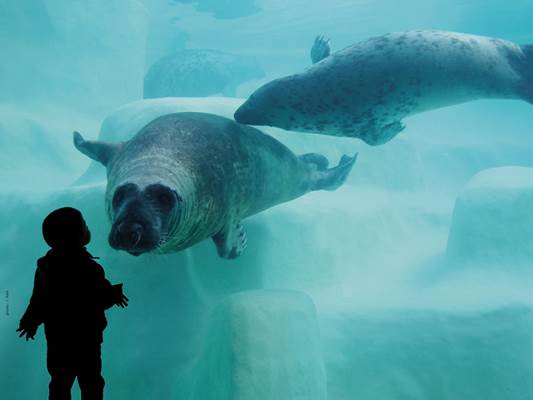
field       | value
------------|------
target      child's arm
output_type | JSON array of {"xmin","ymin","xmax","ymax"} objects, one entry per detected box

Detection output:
[
  {"xmin": 16, "ymin": 267, "xmax": 45, "ymax": 341},
  {"xmin": 94, "ymin": 262, "xmax": 129, "ymax": 309}
]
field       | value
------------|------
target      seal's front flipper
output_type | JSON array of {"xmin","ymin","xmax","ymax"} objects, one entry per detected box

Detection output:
[
  {"xmin": 73, "ymin": 131, "xmax": 122, "ymax": 167},
  {"xmin": 212, "ymin": 222, "xmax": 247, "ymax": 259},
  {"xmin": 361, "ymin": 121, "xmax": 405, "ymax": 146},
  {"xmin": 310, "ymin": 35, "xmax": 331, "ymax": 64},
  {"xmin": 308, "ymin": 153, "xmax": 357, "ymax": 191}
]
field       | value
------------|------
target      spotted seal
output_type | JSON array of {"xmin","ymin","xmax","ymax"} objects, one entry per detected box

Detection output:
[
  {"xmin": 73, "ymin": 112, "xmax": 356, "ymax": 258},
  {"xmin": 144, "ymin": 49, "xmax": 264, "ymax": 98},
  {"xmin": 234, "ymin": 31, "xmax": 533, "ymax": 145}
]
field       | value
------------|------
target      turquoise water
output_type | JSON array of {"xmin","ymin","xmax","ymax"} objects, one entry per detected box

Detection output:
[{"xmin": 1, "ymin": 1, "xmax": 533, "ymax": 399}]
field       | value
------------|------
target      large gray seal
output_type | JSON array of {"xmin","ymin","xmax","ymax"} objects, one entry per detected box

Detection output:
[
  {"xmin": 73, "ymin": 112, "xmax": 356, "ymax": 258},
  {"xmin": 234, "ymin": 31, "xmax": 533, "ymax": 145}
]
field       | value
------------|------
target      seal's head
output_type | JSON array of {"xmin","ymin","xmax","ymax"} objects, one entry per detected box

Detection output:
[
  {"xmin": 107, "ymin": 182, "xmax": 181, "ymax": 256},
  {"xmin": 234, "ymin": 75, "xmax": 301, "ymax": 130},
  {"xmin": 72, "ymin": 131, "xmax": 182, "ymax": 256}
]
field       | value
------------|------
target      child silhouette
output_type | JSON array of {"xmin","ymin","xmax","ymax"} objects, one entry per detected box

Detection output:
[{"xmin": 17, "ymin": 207, "xmax": 128, "ymax": 400}]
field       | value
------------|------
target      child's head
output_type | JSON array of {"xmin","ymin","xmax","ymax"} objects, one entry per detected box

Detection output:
[{"xmin": 42, "ymin": 207, "xmax": 91, "ymax": 249}]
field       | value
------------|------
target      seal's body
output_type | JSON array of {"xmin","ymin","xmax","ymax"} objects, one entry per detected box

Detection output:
[
  {"xmin": 235, "ymin": 31, "xmax": 533, "ymax": 145},
  {"xmin": 74, "ymin": 112, "xmax": 356, "ymax": 258}
]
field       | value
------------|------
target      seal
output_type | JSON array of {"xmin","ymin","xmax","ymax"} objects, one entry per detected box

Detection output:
[
  {"xmin": 234, "ymin": 31, "xmax": 533, "ymax": 145},
  {"xmin": 144, "ymin": 49, "xmax": 264, "ymax": 98},
  {"xmin": 73, "ymin": 112, "xmax": 356, "ymax": 258}
]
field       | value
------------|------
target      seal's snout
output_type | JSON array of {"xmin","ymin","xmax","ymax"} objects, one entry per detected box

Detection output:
[
  {"xmin": 234, "ymin": 95, "xmax": 273, "ymax": 126},
  {"xmin": 109, "ymin": 220, "xmax": 157, "ymax": 256},
  {"xmin": 117, "ymin": 222, "xmax": 142, "ymax": 248},
  {"xmin": 234, "ymin": 101, "xmax": 257, "ymax": 125}
]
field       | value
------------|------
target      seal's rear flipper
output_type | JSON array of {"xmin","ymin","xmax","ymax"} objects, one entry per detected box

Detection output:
[
  {"xmin": 73, "ymin": 131, "xmax": 122, "ymax": 167},
  {"xmin": 212, "ymin": 222, "xmax": 247, "ymax": 259},
  {"xmin": 298, "ymin": 153, "xmax": 330, "ymax": 170},
  {"xmin": 517, "ymin": 45, "xmax": 533, "ymax": 104},
  {"xmin": 309, "ymin": 153, "xmax": 357, "ymax": 191}
]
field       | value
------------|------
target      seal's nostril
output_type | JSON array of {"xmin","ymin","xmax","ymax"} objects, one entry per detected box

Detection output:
[
  {"xmin": 112, "ymin": 222, "xmax": 143, "ymax": 248},
  {"xmin": 130, "ymin": 232, "xmax": 140, "ymax": 246},
  {"xmin": 130, "ymin": 224, "xmax": 142, "ymax": 247}
]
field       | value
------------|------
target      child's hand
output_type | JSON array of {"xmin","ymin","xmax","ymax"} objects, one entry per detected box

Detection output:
[
  {"xmin": 16, "ymin": 324, "xmax": 37, "ymax": 341},
  {"xmin": 113, "ymin": 283, "xmax": 129, "ymax": 308}
]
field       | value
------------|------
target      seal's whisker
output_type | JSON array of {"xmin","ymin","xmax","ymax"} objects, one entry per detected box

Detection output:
[{"xmin": 156, "ymin": 232, "xmax": 170, "ymax": 249}]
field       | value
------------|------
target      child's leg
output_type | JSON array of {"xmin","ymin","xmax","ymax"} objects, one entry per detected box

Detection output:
[
  {"xmin": 47, "ymin": 344, "xmax": 76, "ymax": 400},
  {"xmin": 77, "ymin": 341, "xmax": 105, "ymax": 400}
]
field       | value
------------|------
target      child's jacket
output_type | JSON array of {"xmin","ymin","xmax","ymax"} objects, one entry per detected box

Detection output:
[{"xmin": 19, "ymin": 246, "xmax": 116, "ymax": 344}]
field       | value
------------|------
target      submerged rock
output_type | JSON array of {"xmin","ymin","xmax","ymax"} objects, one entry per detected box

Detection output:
[
  {"xmin": 192, "ymin": 290, "xmax": 327, "ymax": 400},
  {"xmin": 446, "ymin": 166, "xmax": 533, "ymax": 264},
  {"xmin": 322, "ymin": 306, "xmax": 533, "ymax": 400}
]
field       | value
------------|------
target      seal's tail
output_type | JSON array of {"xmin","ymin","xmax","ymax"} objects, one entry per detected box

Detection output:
[
  {"xmin": 300, "ymin": 152, "xmax": 358, "ymax": 191},
  {"xmin": 518, "ymin": 45, "xmax": 533, "ymax": 104}
]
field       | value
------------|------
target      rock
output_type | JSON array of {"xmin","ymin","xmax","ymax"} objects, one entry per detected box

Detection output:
[
  {"xmin": 322, "ymin": 306, "xmax": 533, "ymax": 400},
  {"xmin": 192, "ymin": 290, "xmax": 327, "ymax": 400},
  {"xmin": 446, "ymin": 167, "xmax": 533, "ymax": 264}
]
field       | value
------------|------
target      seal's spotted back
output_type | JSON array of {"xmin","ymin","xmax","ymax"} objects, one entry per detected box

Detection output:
[{"xmin": 235, "ymin": 31, "xmax": 532, "ymax": 145}]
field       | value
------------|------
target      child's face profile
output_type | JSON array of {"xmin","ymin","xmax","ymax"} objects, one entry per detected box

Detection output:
[{"xmin": 81, "ymin": 219, "xmax": 91, "ymax": 246}]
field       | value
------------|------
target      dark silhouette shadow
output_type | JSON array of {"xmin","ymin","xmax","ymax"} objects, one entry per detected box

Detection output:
[{"xmin": 17, "ymin": 207, "xmax": 128, "ymax": 400}]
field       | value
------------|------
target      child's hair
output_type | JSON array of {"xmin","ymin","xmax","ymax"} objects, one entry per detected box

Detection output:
[{"xmin": 42, "ymin": 207, "xmax": 88, "ymax": 249}]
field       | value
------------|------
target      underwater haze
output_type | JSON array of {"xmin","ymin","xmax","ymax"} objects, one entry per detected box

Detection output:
[{"xmin": 1, "ymin": 0, "xmax": 533, "ymax": 399}]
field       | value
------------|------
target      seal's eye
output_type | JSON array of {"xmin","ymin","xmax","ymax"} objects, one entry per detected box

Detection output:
[
  {"xmin": 112, "ymin": 183, "xmax": 138, "ymax": 210},
  {"xmin": 144, "ymin": 184, "xmax": 179, "ymax": 212}
]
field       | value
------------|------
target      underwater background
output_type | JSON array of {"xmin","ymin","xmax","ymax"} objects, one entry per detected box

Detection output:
[{"xmin": 1, "ymin": 0, "xmax": 533, "ymax": 399}]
